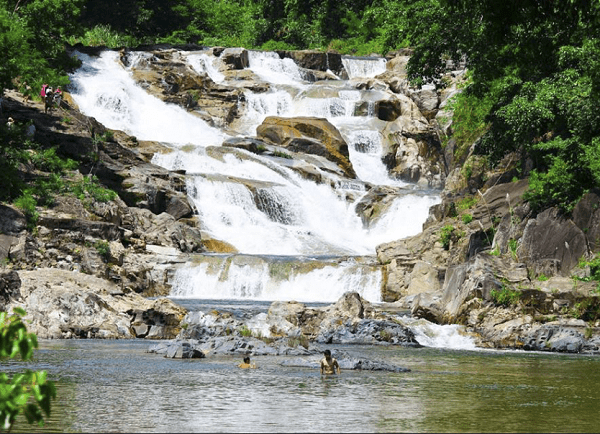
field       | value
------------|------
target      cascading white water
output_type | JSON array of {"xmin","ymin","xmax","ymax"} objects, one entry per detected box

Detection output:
[
  {"xmin": 69, "ymin": 51, "xmax": 225, "ymax": 147},
  {"xmin": 247, "ymin": 51, "xmax": 306, "ymax": 85},
  {"xmin": 398, "ymin": 316, "xmax": 478, "ymax": 350},
  {"xmin": 170, "ymin": 256, "xmax": 382, "ymax": 303},
  {"xmin": 342, "ymin": 56, "xmax": 388, "ymax": 79},
  {"xmin": 68, "ymin": 48, "xmax": 441, "ymax": 305},
  {"xmin": 343, "ymin": 129, "xmax": 402, "ymax": 186},
  {"xmin": 185, "ymin": 52, "xmax": 225, "ymax": 84}
]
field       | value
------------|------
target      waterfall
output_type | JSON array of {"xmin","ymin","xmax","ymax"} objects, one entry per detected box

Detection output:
[
  {"xmin": 170, "ymin": 255, "xmax": 383, "ymax": 303},
  {"xmin": 247, "ymin": 51, "xmax": 306, "ymax": 85},
  {"xmin": 343, "ymin": 129, "xmax": 403, "ymax": 186},
  {"xmin": 342, "ymin": 56, "xmax": 388, "ymax": 79},
  {"xmin": 185, "ymin": 52, "xmax": 225, "ymax": 84},
  {"xmin": 68, "ymin": 48, "xmax": 441, "ymax": 305},
  {"xmin": 69, "ymin": 51, "xmax": 226, "ymax": 147},
  {"xmin": 398, "ymin": 316, "xmax": 478, "ymax": 350}
]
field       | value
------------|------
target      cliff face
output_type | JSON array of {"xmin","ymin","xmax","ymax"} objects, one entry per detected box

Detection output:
[{"xmin": 0, "ymin": 46, "xmax": 599, "ymax": 353}]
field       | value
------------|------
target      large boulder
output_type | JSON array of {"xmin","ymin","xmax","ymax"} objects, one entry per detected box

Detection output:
[
  {"xmin": 7, "ymin": 268, "xmax": 187, "ymax": 339},
  {"xmin": 439, "ymin": 254, "xmax": 529, "ymax": 323},
  {"xmin": 519, "ymin": 207, "xmax": 589, "ymax": 277},
  {"xmin": 572, "ymin": 189, "xmax": 600, "ymax": 253},
  {"xmin": 0, "ymin": 270, "xmax": 21, "ymax": 311},
  {"xmin": 277, "ymin": 50, "xmax": 345, "ymax": 77},
  {"xmin": 256, "ymin": 116, "xmax": 356, "ymax": 178},
  {"xmin": 0, "ymin": 205, "xmax": 27, "ymax": 263}
]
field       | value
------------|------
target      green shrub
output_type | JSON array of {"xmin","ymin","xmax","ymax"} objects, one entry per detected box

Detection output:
[
  {"xmin": 29, "ymin": 147, "xmax": 77, "ymax": 173},
  {"xmin": 67, "ymin": 24, "xmax": 140, "ymax": 48},
  {"xmin": 461, "ymin": 213, "xmax": 473, "ymax": 224},
  {"xmin": 490, "ymin": 286, "xmax": 521, "ymax": 307},
  {"xmin": 238, "ymin": 326, "xmax": 252, "ymax": 337},
  {"xmin": 70, "ymin": 176, "xmax": 117, "ymax": 204},
  {"xmin": 272, "ymin": 151, "xmax": 293, "ymax": 159},
  {"xmin": 0, "ymin": 309, "xmax": 56, "ymax": 431},
  {"xmin": 456, "ymin": 196, "xmax": 478, "ymax": 211},
  {"xmin": 260, "ymin": 39, "xmax": 297, "ymax": 51},
  {"xmin": 13, "ymin": 191, "xmax": 39, "ymax": 230},
  {"xmin": 94, "ymin": 241, "xmax": 111, "ymax": 261},
  {"xmin": 508, "ymin": 238, "xmax": 518, "ymax": 259},
  {"xmin": 440, "ymin": 225, "xmax": 455, "ymax": 250}
]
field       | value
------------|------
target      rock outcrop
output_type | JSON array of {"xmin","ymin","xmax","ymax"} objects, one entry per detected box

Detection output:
[
  {"xmin": 256, "ymin": 116, "xmax": 357, "ymax": 179},
  {"xmin": 6, "ymin": 268, "xmax": 186, "ymax": 339}
]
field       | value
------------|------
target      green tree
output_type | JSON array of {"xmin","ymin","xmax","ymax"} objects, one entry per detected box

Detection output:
[
  {"xmin": 0, "ymin": 308, "xmax": 56, "ymax": 432},
  {"xmin": 393, "ymin": 0, "xmax": 600, "ymax": 213},
  {"xmin": 0, "ymin": 0, "xmax": 83, "ymax": 93}
]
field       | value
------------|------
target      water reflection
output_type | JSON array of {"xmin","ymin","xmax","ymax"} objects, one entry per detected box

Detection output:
[{"xmin": 6, "ymin": 341, "xmax": 600, "ymax": 433}]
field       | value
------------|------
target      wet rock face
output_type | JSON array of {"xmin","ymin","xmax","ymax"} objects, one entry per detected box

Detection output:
[{"xmin": 521, "ymin": 326, "xmax": 585, "ymax": 353}]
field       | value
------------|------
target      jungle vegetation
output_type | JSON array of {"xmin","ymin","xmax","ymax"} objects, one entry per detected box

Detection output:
[{"xmin": 0, "ymin": 0, "xmax": 599, "ymax": 213}]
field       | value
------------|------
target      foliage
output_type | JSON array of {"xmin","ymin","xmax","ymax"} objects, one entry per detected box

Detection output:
[
  {"xmin": 456, "ymin": 195, "xmax": 477, "ymax": 211},
  {"xmin": 444, "ymin": 86, "xmax": 494, "ymax": 159},
  {"xmin": 94, "ymin": 240, "xmax": 110, "ymax": 261},
  {"xmin": 0, "ymin": 124, "xmax": 28, "ymax": 202},
  {"xmin": 67, "ymin": 24, "xmax": 140, "ymax": 48},
  {"xmin": 70, "ymin": 175, "xmax": 117, "ymax": 204},
  {"xmin": 0, "ymin": 308, "xmax": 56, "ymax": 431},
  {"xmin": 461, "ymin": 213, "xmax": 472, "ymax": 224},
  {"xmin": 0, "ymin": 0, "xmax": 83, "ymax": 92},
  {"xmin": 508, "ymin": 239, "xmax": 518, "ymax": 260},
  {"xmin": 238, "ymin": 325, "xmax": 252, "ymax": 337},
  {"xmin": 490, "ymin": 286, "xmax": 521, "ymax": 307},
  {"xmin": 29, "ymin": 147, "xmax": 78, "ymax": 174},
  {"xmin": 440, "ymin": 224, "xmax": 455, "ymax": 250},
  {"xmin": 13, "ymin": 191, "xmax": 38, "ymax": 230}
]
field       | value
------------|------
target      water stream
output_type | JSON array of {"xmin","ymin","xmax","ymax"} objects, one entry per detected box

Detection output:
[
  {"xmin": 68, "ymin": 49, "xmax": 440, "ymax": 307},
  {"xmin": 9, "ymin": 339, "xmax": 600, "ymax": 433}
]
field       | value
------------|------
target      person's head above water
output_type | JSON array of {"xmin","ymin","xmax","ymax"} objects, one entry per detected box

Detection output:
[
  {"xmin": 243, "ymin": 356, "xmax": 250, "ymax": 364},
  {"xmin": 323, "ymin": 349, "xmax": 331, "ymax": 358}
]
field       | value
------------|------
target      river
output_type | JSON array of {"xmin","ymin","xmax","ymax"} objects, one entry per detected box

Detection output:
[{"xmin": 7, "ymin": 338, "xmax": 600, "ymax": 433}]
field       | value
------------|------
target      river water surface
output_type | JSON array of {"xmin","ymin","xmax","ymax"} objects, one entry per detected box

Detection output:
[{"xmin": 7, "ymin": 339, "xmax": 600, "ymax": 433}]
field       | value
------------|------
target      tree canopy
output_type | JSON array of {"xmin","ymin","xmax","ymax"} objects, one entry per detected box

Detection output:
[{"xmin": 1, "ymin": 0, "xmax": 599, "ymax": 213}]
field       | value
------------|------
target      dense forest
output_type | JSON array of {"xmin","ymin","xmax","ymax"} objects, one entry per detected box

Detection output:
[{"xmin": 1, "ymin": 0, "xmax": 600, "ymax": 215}]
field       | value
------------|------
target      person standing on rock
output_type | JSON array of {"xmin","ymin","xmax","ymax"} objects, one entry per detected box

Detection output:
[{"xmin": 320, "ymin": 349, "xmax": 340, "ymax": 376}]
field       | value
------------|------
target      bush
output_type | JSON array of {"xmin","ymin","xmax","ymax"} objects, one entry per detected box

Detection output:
[
  {"xmin": 70, "ymin": 175, "xmax": 117, "ymax": 204},
  {"xmin": 490, "ymin": 286, "xmax": 521, "ymax": 307},
  {"xmin": 94, "ymin": 241, "xmax": 111, "ymax": 261},
  {"xmin": 440, "ymin": 225, "xmax": 455, "ymax": 250},
  {"xmin": 238, "ymin": 326, "xmax": 252, "ymax": 337},
  {"xmin": 0, "ymin": 309, "xmax": 56, "ymax": 431},
  {"xmin": 13, "ymin": 191, "xmax": 39, "ymax": 230}
]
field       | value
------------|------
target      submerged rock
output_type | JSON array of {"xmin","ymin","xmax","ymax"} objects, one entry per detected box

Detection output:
[{"xmin": 280, "ymin": 349, "xmax": 411, "ymax": 373}]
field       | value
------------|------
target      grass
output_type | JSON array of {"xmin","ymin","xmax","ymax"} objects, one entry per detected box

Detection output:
[
  {"xmin": 238, "ymin": 326, "xmax": 252, "ymax": 337},
  {"xmin": 490, "ymin": 286, "xmax": 521, "ymax": 307}
]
